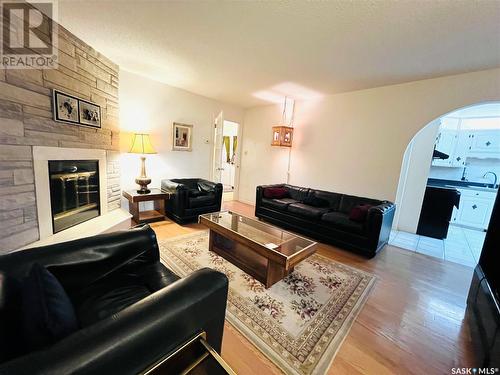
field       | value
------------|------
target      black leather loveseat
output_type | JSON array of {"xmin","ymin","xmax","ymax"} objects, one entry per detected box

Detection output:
[
  {"xmin": 255, "ymin": 184, "xmax": 395, "ymax": 257},
  {"xmin": 0, "ymin": 225, "xmax": 228, "ymax": 374},
  {"xmin": 161, "ymin": 178, "xmax": 223, "ymax": 223}
]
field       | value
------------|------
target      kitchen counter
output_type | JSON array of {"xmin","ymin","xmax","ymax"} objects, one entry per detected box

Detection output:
[{"xmin": 427, "ymin": 178, "xmax": 498, "ymax": 193}]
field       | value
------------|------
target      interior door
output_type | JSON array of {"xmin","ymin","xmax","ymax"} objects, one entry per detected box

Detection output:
[{"xmin": 212, "ymin": 111, "xmax": 224, "ymax": 183}]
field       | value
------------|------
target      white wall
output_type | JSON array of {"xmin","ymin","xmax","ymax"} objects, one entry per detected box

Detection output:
[
  {"xmin": 239, "ymin": 68, "xmax": 500, "ymax": 205},
  {"xmin": 238, "ymin": 105, "xmax": 292, "ymax": 203},
  {"xmin": 119, "ymin": 70, "xmax": 244, "ymax": 200},
  {"xmin": 394, "ymin": 120, "xmax": 440, "ymax": 233}
]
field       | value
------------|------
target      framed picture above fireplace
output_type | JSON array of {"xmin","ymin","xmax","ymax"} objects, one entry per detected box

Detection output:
[
  {"xmin": 53, "ymin": 90, "xmax": 79, "ymax": 124},
  {"xmin": 52, "ymin": 89, "xmax": 101, "ymax": 128},
  {"xmin": 79, "ymin": 99, "xmax": 101, "ymax": 128}
]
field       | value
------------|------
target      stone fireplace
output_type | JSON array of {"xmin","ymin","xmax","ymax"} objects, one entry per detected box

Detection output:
[{"xmin": 0, "ymin": 23, "xmax": 122, "ymax": 252}]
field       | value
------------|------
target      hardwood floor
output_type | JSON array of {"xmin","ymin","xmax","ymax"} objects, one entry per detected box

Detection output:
[{"xmin": 150, "ymin": 200, "xmax": 475, "ymax": 375}]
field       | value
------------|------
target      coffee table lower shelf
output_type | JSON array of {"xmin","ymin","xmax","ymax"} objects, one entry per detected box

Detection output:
[{"xmin": 209, "ymin": 231, "xmax": 293, "ymax": 288}]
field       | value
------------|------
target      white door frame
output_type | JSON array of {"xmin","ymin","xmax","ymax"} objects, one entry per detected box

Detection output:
[{"xmin": 232, "ymin": 120, "xmax": 243, "ymax": 201}]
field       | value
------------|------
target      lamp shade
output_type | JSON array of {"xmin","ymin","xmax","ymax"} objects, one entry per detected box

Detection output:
[{"xmin": 129, "ymin": 133, "xmax": 157, "ymax": 154}]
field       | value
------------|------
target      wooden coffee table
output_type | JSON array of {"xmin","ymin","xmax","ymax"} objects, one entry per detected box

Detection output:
[{"xmin": 199, "ymin": 211, "xmax": 317, "ymax": 288}]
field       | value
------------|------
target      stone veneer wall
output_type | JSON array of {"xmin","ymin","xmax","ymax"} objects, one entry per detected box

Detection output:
[{"xmin": 0, "ymin": 26, "xmax": 121, "ymax": 252}]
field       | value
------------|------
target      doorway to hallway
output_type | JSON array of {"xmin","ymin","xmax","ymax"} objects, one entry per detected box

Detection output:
[{"xmin": 211, "ymin": 112, "xmax": 241, "ymax": 201}]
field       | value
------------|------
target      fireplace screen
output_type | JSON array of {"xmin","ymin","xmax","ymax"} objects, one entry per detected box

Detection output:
[{"xmin": 48, "ymin": 160, "xmax": 100, "ymax": 233}]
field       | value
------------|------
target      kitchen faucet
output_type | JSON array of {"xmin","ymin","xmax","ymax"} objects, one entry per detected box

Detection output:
[{"xmin": 483, "ymin": 171, "xmax": 498, "ymax": 188}]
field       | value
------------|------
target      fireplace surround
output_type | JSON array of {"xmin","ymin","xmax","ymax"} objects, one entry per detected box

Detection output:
[
  {"xmin": 48, "ymin": 160, "xmax": 101, "ymax": 233},
  {"xmin": 33, "ymin": 147, "xmax": 108, "ymax": 241}
]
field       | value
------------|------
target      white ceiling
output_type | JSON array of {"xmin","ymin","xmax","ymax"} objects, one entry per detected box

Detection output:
[{"xmin": 58, "ymin": 1, "xmax": 500, "ymax": 108}]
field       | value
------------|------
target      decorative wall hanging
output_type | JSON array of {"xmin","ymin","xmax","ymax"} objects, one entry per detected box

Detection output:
[
  {"xmin": 172, "ymin": 122, "xmax": 193, "ymax": 151},
  {"xmin": 271, "ymin": 126, "xmax": 293, "ymax": 147},
  {"xmin": 79, "ymin": 99, "xmax": 101, "ymax": 128},
  {"xmin": 53, "ymin": 90, "xmax": 79, "ymax": 124},
  {"xmin": 53, "ymin": 89, "xmax": 101, "ymax": 128},
  {"xmin": 271, "ymin": 97, "xmax": 295, "ymax": 147}
]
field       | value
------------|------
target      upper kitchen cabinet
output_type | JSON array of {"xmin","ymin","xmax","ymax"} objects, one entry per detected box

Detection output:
[
  {"xmin": 469, "ymin": 130, "xmax": 500, "ymax": 156},
  {"xmin": 432, "ymin": 117, "xmax": 470, "ymax": 167},
  {"xmin": 462, "ymin": 118, "xmax": 500, "ymax": 158},
  {"xmin": 432, "ymin": 118, "xmax": 459, "ymax": 167},
  {"xmin": 432, "ymin": 117, "xmax": 500, "ymax": 167}
]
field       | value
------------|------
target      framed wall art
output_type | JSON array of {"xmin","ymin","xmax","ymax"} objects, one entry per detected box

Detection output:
[
  {"xmin": 53, "ymin": 90, "xmax": 79, "ymax": 124},
  {"xmin": 172, "ymin": 122, "xmax": 193, "ymax": 151},
  {"xmin": 52, "ymin": 89, "xmax": 101, "ymax": 129},
  {"xmin": 79, "ymin": 99, "xmax": 101, "ymax": 128}
]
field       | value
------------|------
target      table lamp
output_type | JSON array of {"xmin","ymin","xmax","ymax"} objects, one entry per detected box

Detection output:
[{"xmin": 129, "ymin": 133, "xmax": 157, "ymax": 194}]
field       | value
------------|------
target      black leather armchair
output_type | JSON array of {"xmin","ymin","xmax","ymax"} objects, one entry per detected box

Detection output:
[
  {"xmin": 161, "ymin": 178, "xmax": 223, "ymax": 224},
  {"xmin": 0, "ymin": 225, "xmax": 228, "ymax": 374}
]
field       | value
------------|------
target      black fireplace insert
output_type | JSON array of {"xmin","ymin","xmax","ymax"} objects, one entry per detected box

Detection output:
[{"xmin": 48, "ymin": 160, "xmax": 100, "ymax": 233}]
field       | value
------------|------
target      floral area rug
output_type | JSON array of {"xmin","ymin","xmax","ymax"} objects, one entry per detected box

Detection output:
[{"xmin": 159, "ymin": 231, "xmax": 375, "ymax": 375}]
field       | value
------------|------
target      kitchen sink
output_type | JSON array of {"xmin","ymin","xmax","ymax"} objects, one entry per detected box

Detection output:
[{"xmin": 444, "ymin": 184, "xmax": 498, "ymax": 192}]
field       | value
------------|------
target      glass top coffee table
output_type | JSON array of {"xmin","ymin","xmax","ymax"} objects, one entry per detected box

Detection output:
[{"xmin": 199, "ymin": 211, "xmax": 317, "ymax": 288}]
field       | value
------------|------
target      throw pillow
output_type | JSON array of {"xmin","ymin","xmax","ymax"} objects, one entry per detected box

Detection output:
[
  {"xmin": 349, "ymin": 204, "xmax": 373, "ymax": 222},
  {"xmin": 263, "ymin": 187, "xmax": 289, "ymax": 199},
  {"xmin": 303, "ymin": 195, "xmax": 329, "ymax": 208},
  {"xmin": 22, "ymin": 263, "xmax": 79, "ymax": 351}
]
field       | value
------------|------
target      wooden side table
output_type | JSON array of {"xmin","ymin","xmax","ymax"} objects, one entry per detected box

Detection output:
[{"xmin": 122, "ymin": 188, "xmax": 171, "ymax": 224}]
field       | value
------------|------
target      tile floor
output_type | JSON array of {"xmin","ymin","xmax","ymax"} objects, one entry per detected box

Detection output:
[{"xmin": 389, "ymin": 225, "xmax": 486, "ymax": 268}]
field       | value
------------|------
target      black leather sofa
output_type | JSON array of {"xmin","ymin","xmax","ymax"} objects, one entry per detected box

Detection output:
[
  {"xmin": 0, "ymin": 225, "xmax": 228, "ymax": 374},
  {"xmin": 161, "ymin": 178, "xmax": 223, "ymax": 224},
  {"xmin": 255, "ymin": 184, "xmax": 395, "ymax": 257}
]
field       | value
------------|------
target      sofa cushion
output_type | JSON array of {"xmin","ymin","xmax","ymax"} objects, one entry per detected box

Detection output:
[
  {"xmin": 306, "ymin": 190, "xmax": 342, "ymax": 210},
  {"xmin": 197, "ymin": 181, "xmax": 215, "ymax": 193},
  {"xmin": 349, "ymin": 204, "xmax": 373, "ymax": 222},
  {"xmin": 188, "ymin": 188, "xmax": 204, "ymax": 198},
  {"xmin": 339, "ymin": 194, "xmax": 381, "ymax": 214},
  {"xmin": 189, "ymin": 194, "xmax": 215, "ymax": 209},
  {"xmin": 287, "ymin": 203, "xmax": 330, "ymax": 219},
  {"xmin": 286, "ymin": 185, "xmax": 309, "ymax": 201},
  {"xmin": 263, "ymin": 187, "xmax": 289, "ymax": 199},
  {"xmin": 322, "ymin": 212, "xmax": 364, "ymax": 234},
  {"xmin": 74, "ymin": 273, "xmax": 152, "ymax": 327},
  {"xmin": 261, "ymin": 197, "xmax": 299, "ymax": 211},
  {"xmin": 22, "ymin": 263, "xmax": 79, "ymax": 351},
  {"xmin": 303, "ymin": 195, "xmax": 329, "ymax": 208}
]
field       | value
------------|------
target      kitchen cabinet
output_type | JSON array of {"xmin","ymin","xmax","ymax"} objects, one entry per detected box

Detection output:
[
  {"xmin": 432, "ymin": 129, "xmax": 457, "ymax": 167},
  {"xmin": 451, "ymin": 188, "xmax": 497, "ymax": 230},
  {"xmin": 432, "ymin": 119, "xmax": 500, "ymax": 167},
  {"xmin": 432, "ymin": 118, "xmax": 459, "ymax": 167},
  {"xmin": 468, "ymin": 130, "xmax": 500, "ymax": 156}
]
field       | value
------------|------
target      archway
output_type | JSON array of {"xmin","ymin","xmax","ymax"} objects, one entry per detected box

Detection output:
[{"xmin": 392, "ymin": 101, "xmax": 500, "ymax": 266}]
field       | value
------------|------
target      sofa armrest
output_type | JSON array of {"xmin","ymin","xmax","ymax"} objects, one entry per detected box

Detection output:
[
  {"xmin": 366, "ymin": 201, "xmax": 396, "ymax": 251},
  {"xmin": 161, "ymin": 179, "xmax": 188, "ymax": 193},
  {"xmin": 198, "ymin": 179, "xmax": 222, "ymax": 191},
  {"xmin": 255, "ymin": 184, "xmax": 286, "ymax": 213},
  {"xmin": 0, "ymin": 268, "xmax": 229, "ymax": 375}
]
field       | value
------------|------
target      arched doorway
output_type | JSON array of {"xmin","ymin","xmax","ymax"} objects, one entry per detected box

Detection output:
[{"xmin": 391, "ymin": 102, "xmax": 500, "ymax": 267}]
